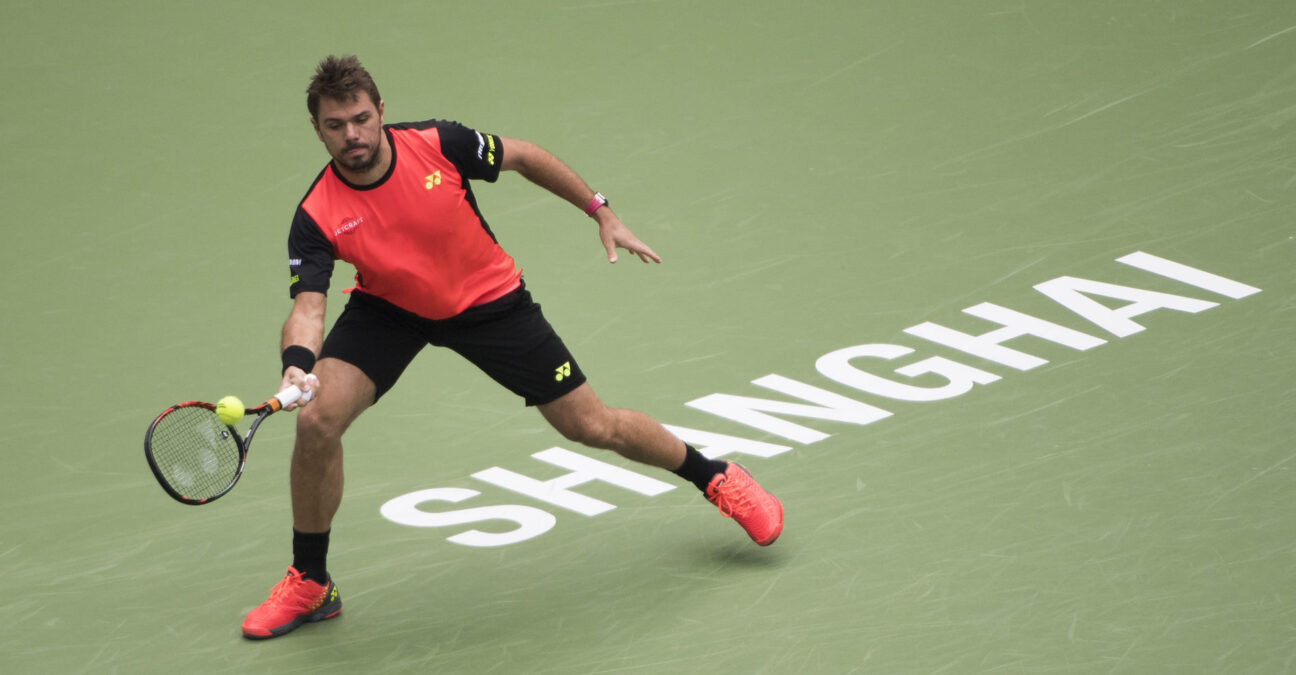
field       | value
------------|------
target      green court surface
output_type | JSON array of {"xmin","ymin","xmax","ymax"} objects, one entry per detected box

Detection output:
[{"xmin": 3, "ymin": 1, "xmax": 1295, "ymax": 673}]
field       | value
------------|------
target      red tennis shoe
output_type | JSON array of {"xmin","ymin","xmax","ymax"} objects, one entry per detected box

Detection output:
[
  {"xmin": 241, "ymin": 566, "xmax": 341, "ymax": 639},
  {"xmin": 706, "ymin": 463, "xmax": 784, "ymax": 546}
]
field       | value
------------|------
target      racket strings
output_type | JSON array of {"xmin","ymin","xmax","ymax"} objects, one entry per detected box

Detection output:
[{"xmin": 149, "ymin": 407, "xmax": 242, "ymax": 500}]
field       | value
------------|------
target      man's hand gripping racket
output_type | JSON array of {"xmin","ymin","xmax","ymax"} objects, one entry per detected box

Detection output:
[{"xmin": 144, "ymin": 375, "xmax": 316, "ymax": 505}]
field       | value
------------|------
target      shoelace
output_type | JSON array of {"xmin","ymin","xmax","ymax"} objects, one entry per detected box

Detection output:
[
  {"xmin": 711, "ymin": 478, "xmax": 754, "ymax": 519},
  {"xmin": 266, "ymin": 569, "xmax": 312, "ymax": 608}
]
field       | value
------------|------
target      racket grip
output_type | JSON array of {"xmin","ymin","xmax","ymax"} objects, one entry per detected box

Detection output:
[
  {"xmin": 271, "ymin": 375, "xmax": 316, "ymax": 410},
  {"xmin": 274, "ymin": 385, "xmax": 303, "ymax": 409}
]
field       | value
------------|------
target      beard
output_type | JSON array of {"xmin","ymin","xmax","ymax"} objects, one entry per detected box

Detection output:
[{"xmin": 334, "ymin": 141, "xmax": 382, "ymax": 173}]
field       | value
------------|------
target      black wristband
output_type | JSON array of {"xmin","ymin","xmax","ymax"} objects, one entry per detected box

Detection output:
[{"xmin": 281, "ymin": 345, "xmax": 316, "ymax": 374}]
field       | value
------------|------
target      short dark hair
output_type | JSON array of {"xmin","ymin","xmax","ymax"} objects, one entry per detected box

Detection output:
[{"xmin": 307, "ymin": 55, "xmax": 381, "ymax": 119}]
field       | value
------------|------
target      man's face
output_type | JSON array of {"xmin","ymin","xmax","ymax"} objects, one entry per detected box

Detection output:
[{"xmin": 312, "ymin": 94, "xmax": 385, "ymax": 174}]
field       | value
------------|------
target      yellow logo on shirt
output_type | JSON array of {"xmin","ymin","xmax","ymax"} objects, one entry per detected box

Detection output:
[
  {"xmin": 425, "ymin": 171, "xmax": 442, "ymax": 190},
  {"xmin": 554, "ymin": 362, "xmax": 572, "ymax": 381}
]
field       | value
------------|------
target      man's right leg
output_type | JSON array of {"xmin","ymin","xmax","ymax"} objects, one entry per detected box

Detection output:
[
  {"xmin": 290, "ymin": 357, "xmax": 376, "ymax": 533},
  {"xmin": 242, "ymin": 357, "xmax": 375, "ymax": 640}
]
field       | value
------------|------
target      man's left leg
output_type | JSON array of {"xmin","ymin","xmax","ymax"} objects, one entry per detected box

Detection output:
[
  {"xmin": 537, "ymin": 382, "xmax": 686, "ymax": 469},
  {"xmin": 537, "ymin": 383, "xmax": 783, "ymax": 545}
]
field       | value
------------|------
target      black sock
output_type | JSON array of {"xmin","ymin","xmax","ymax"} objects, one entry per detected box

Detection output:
[
  {"xmin": 292, "ymin": 529, "xmax": 330, "ymax": 583},
  {"xmin": 672, "ymin": 444, "xmax": 730, "ymax": 493}
]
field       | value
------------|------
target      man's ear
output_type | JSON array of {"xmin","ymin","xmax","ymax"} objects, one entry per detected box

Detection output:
[{"xmin": 310, "ymin": 116, "xmax": 323, "ymax": 141}]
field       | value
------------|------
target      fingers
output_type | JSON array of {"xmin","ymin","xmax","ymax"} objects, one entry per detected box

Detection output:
[
  {"xmin": 600, "ymin": 227, "xmax": 661, "ymax": 264},
  {"xmin": 280, "ymin": 367, "xmax": 318, "ymax": 411},
  {"xmin": 618, "ymin": 237, "xmax": 661, "ymax": 264},
  {"xmin": 301, "ymin": 373, "xmax": 319, "ymax": 403},
  {"xmin": 633, "ymin": 243, "xmax": 662, "ymax": 264},
  {"xmin": 602, "ymin": 233, "xmax": 619, "ymax": 264}
]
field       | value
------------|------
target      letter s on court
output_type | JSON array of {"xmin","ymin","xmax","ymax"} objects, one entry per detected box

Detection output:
[{"xmin": 380, "ymin": 488, "xmax": 557, "ymax": 547}]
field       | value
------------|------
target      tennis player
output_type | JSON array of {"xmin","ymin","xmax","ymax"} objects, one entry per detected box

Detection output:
[{"xmin": 241, "ymin": 55, "xmax": 783, "ymax": 639}]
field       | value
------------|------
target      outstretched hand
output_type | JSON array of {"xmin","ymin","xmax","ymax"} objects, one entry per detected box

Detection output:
[{"xmin": 597, "ymin": 215, "xmax": 662, "ymax": 264}]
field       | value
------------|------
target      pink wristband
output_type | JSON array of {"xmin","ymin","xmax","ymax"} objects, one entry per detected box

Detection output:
[{"xmin": 584, "ymin": 192, "xmax": 608, "ymax": 217}]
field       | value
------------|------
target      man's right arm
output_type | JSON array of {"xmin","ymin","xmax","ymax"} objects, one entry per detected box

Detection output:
[
  {"xmin": 280, "ymin": 290, "xmax": 327, "ymax": 407},
  {"xmin": 284, "ymin": 199, "xmax": 335, "ymax": 406}
]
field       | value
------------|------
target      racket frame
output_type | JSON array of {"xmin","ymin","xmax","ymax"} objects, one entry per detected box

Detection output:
[{"xmin": 144, "ymin": 385, "xmax": 303, "ymax": 505}]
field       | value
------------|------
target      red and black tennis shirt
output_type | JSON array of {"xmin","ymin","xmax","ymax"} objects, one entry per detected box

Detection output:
[{"xmin": 287, "ymin": 120, "xmax": 522, "ymax": 319}]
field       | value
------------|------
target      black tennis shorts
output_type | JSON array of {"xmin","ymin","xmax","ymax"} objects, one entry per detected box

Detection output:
[{"xmin": 319, "ymin": 284, "xmax": 586, "ymax": 405}]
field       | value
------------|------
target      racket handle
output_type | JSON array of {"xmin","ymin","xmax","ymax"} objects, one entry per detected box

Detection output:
[
  {"xmin": 271, "ymin": 375, "xmax": 317, "ymax": 410},
  {"xmin": 273, "ymin": 385, "xmax": 303, "ymax": 409}
]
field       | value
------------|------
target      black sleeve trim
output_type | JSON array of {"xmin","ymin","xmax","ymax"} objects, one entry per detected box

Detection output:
[
  {"xmin": 288, "ymin": 204, "xmax": 334, "ymax": 297},
  {"xmin": 390, "ymin": 119, "xmax": 502, "ymax": 183}
]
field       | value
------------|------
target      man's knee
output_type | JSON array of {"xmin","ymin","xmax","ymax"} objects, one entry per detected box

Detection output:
[{"xmin": 296, "ymin": 403, "xmax": 351, "ymax": 446}]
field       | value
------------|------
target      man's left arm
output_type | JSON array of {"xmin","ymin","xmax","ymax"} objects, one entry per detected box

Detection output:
[{"xmin": 499, "ymin": 137, "xmax": 662, "ymax": 264}]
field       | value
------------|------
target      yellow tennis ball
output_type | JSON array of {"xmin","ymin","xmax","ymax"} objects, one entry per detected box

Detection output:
[{"xmin": 215, "ymin": 396, "xmax": 244, "ymax": 425}]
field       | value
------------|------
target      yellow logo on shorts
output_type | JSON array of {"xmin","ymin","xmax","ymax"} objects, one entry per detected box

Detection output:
[{"xmin": 555, "ymin": 362, "xmax": 572, "ymax": 381}]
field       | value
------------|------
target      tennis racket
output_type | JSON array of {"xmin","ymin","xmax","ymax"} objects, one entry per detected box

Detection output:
[{"xmin": 144, "ymin": 380, "xmax": 314, "ymax": 505}]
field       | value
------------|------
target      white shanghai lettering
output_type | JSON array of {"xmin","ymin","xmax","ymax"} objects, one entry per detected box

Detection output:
[{"xmin": 380, "ymin": 251, "xmax": 1262, "ymax": 547}]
